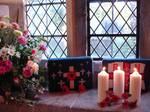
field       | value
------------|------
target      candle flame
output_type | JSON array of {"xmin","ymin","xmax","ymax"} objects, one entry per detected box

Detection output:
[
  {"xmin": 117, "ymin": 66, "xmax": 121, "ymax": 70},
  {"xmin": 102, "ymin": 67, "xmax": 106, "ymax": 71}
]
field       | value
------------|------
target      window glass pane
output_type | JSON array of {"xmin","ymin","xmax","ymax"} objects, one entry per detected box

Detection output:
[
  {"xmin": 47, "ymin": 4, "xmax": 66, "ymax": 35},
  {"xmin": 90, "ymin": 1, "xmax": 137, "ymax": 35},
  {"xmin": 48, "ymin": 0, "xmax": 66, "ymax": 2},
  {"xmin": 26, "ymin": 0, "xmax": 67, "ymax": 59},
  {"xmin": 26, "ymin": 0, "xmax": 66, "ymax": 4},
  {"xmin": 90, "ymin": 36, "xmax": 136, "ymax": 58},
  {"xmin": 43, "ymin": 36, "xmax": 67, "ymax": 59},
  {"xmin": 89, "ymin": 0, "xmax": 138, "ymax": 59}
]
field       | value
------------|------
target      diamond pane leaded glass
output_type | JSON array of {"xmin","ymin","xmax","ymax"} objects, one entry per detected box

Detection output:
[
  {"xmin": 26, "ymin": 0, "xmax": 67, "ymax": 59},
  {"xmin": 90, "ymin": 36, "xmax": 136, "ymax": 58},
  {"xmin": 89, "ymin": 0, "xmax": 138, "ymax": 58}
]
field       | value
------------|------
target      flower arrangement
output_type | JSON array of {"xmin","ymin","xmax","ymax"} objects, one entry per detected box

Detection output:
[
  {"xmin": 99, "ymin": 91, "xmax": 137, "ymax": 108},
  {"xmin": 0, "ymin": 17, "xmax": 47, "ymax": 103}
]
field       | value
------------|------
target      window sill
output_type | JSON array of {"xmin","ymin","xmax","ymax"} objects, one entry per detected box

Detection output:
[{"xmin": 0, "ymin": 89, "xmax": 149, "ymax": 112}]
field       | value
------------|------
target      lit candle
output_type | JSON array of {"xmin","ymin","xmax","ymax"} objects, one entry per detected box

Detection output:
[
  {"xmin": 98, "ymin": 67, "xmax": 109, "ymax": 103},
  {"xmin": 113, "ymin": 66, "xmax": 125, "ymax": 97},
  {"xmin": 129, "ymin": 68, "xmax": 142, "ymax": 105}
]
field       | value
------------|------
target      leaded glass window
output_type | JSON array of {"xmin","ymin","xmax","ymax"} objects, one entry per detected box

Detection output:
[
  {"xmin": 26, "ymin": 0, "xmax": 67, "ymax": 59},
  {"xmin": 88, "ymin": 0, "xmax": 139, "ymax": 58}
]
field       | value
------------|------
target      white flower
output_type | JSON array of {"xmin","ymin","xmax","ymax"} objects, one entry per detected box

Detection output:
[
  {"xmin": 8, "ymin": 46, "xmax": 16, "ymax": 56},
  {"xmin": 15, "ymin": 52, "xmax": 21, "ymax": 58},
  {"xmin": 32, "ymin": 55, "xmax": 41, "ymax": 63},
  {"xmin": 32, "ymin": 77, "xmax": 36, "ymax": 81}
]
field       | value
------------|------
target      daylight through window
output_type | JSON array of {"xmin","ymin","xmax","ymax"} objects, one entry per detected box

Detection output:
[
  {"xmin": 26, "ymin": 0, "xmax": 67, "ymax": 59},
  {"xmin": 89, "ymin": 0, "xmax": 138, "ymax": 58}
]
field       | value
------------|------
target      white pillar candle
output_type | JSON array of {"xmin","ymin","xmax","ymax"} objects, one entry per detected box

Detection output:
[
  {"xmin": 98, "ymin": 67, "xmax": 109, "ymax": 103},
  {"xmin": 129, "ymin": 68, "xmax": 142, "ymax": 105},
  {"xmin": 113, "ymin": 67, "xmax": 125, "ymax": 97}
]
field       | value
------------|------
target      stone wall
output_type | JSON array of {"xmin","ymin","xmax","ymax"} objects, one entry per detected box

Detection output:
[{"xmin": 0, "ymin": 0, "xmax": 25, "ymax": 28}]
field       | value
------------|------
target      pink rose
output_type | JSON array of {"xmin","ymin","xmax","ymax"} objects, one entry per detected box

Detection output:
[
  {"xmin": 0, "ymin": 47, "xmax": 8, "ymax": 56},
  {"xmin": 31, "ymin": 63, "xmax": 39, "ymax": 74},
  {"xmin": 23, "ymin": 66, "xmax": 32, "ymax": 78},
  {"xmin": 0, "ymin": 66, "xmax": 6, "ymax": 75},
  {"xmin": 23, "ymin": 29, "xmax": 29, "ymax": 36},
  {"xmin": 0, "ymin": 60, "xmax": 2, "ymax": 65},
  {"xmin": 18, "ymin": 36, "xmax": 27, "ymax": 45},
  {"xmin": 39, "ymin": 44, "xmax": 46, "ymax": 51},
  {"xmin": 11, "ymin": 22, "xmax": 20, "ymax": 30},
  {"xmin": 31, "ymin": 49, "xmax": 37, "ymax": 55},
  {"xmin": 13, "ymin": 77, "xmax": 20, "ymax": 84},
  {"xmin": 4, "ymin": 60, "xmax": 12, "ymax": 72},
  {"xmin": 27, "ymin": 60, "xmax": 34, "ymax": 67},
  {"xmin": 26, "ymin": 61, "xmax": 39, "ymax": 74}
]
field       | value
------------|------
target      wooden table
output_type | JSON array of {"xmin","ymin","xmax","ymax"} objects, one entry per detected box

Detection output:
[{"xmin": 0, "ymin": 90, "xmax": 150, "ymax": 112}]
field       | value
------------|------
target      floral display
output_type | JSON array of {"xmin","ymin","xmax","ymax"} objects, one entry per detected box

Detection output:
[
  {"xmin": 0, "ymin": 17, "xmax": 47, "ymax": 103},
  {"xmin": 99, "ymin": 91, "xmax": 137, "ymax": 108}
]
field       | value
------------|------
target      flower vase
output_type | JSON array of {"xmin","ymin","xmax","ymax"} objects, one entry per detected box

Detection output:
[
  {"xmin": 0, "ymin": 71, "xmax": 13, "ymax": 93},
  {"xmin": 25, "ymin": 88, "xmax": 37, "ymax": 100}
]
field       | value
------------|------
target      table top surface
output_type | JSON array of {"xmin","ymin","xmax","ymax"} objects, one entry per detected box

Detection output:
[
  {"xmin": 0, "ymin": 89, "xmax": 150, "ymax": 112},
  {"xmin": 39, "ymin": 89, "xmax": 150, "ymax": 112}
]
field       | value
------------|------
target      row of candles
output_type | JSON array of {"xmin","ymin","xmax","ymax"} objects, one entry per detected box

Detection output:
[{"xmin": 98, "ymin": 67, "xmax": 141, "ymax": 105}]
